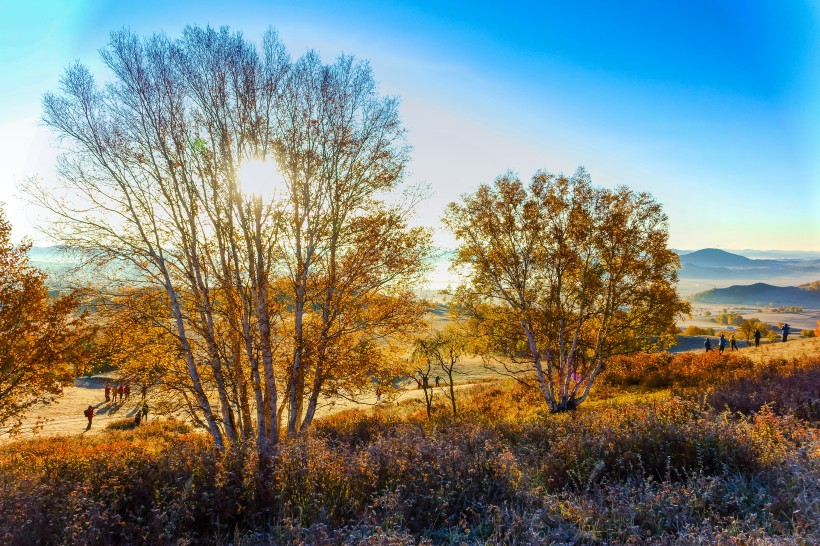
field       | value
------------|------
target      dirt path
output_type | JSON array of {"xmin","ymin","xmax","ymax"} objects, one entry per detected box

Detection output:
[
  {"xmin": 6, "ymin": 337, "xmax": 816, "ymax": 443},
  {"xmin": 0, "ymin": 376, "xmax": 494, "ymax": 443}
]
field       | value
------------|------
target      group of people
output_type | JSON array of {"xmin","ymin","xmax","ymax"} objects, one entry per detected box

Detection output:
[
  {"xmin": 104, "ymin": 383, "xmax": 130, "ymax": 404},
  {"xmin": 704, "ymin": 324, "xmax": 792, "ymax": 353},
  {"xmin": 83, "ymin": 382, "xmax": 151, "ymax": 431},
  {"xmin": 413, "ymin": 373, "xmax": 445, "ymax": 390},
  {"xmin": 705, "ymin": 333, "xmax": 741, "ymax": 353}
]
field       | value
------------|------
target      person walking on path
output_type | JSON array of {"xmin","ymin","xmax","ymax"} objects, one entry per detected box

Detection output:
[
  {"xmin": 118, "ymin": 384, "xmax": 125, "ymax": 401},
  {"xmin": 141, "ymin": 385, "xmax": 148, "ymax": 400},
  {"xmin": 124, "ymin": 384, "xmax": 131, "ymax": 400},
  {"xmin": 781, "ymin": 323, "xmax": 790, "ymax": 342},
  {"xmin": 83, "ymin": 405, "xmax": 94, "ymax": 431},
  {"xmin": 704, "ymin": 338, "xmax": 712, "ymax": 352},
  {"xmin": 718, "ymin": 333, "xmax": 727, "ymax": 354},
  {"xmin": 754, "ymin": 329, "xmax": 761, "ymax": 348},
  {"xmin": 730, "ymin": 334, "xmax": 739, "ymax": 352},
  {"xmin": 141, "ymin": 402, "xmax": 149, "ymax": 422},
  {"xmin": 104, "ymin": 383, "xmax": 111, "ymax": 402}
]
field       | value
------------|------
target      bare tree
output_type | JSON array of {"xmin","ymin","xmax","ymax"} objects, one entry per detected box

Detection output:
[{"xmin": 29, "ymin": 25, "xmax": 431, "ymax": 448}]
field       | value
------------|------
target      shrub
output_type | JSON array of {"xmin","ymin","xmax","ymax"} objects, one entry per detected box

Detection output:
[
  {"xmin": 106, "ymin": 417, "xmax": 138, "ymax": 430},
  {"xmin": 801, "ymin": 329, "xmax": 816, "ymax": 338},
  {"xmin": 708, "ymin": 364, "xmax": 820, "ymax": 420},
  {"xmin": 682, "ymin": 325, "xmax": 715, "ymax": 336},
  {"xmin": 0, "ymin": 383, "xmax": 817, "ymax": 543}
]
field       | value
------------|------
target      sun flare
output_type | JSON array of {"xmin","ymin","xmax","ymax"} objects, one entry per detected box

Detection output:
[{"xmin": 236, "ymin": 158, "xmax": 284, "ymax": 199}]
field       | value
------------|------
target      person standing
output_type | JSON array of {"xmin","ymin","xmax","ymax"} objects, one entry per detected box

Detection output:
[
  {"xmin": 718, "ymin": 333, "xmax": 727, "ymax": 354},
  {"xmin": 141, "ymin": 402, "xmax": 149, "ymax": 422},
  {"xmin": 704, "ymin": 338, "xmax": 712, "ymax": 352},
  {"xmin": 782, "ymin": 323, "xmax": 790, "ymax": 342},
  {"xmin": 83, "ymin": 405, "xmax": 94, "ymax": 431},
  {"xmin": 753, "ymin": 329, "xmax": 761, "ymax": 348},
  {"xmin": 118, "ymin": 384, "xmax": 125, "ymax": 401},
  {"xmin": 730, "ymin": 334, "xmax": 738, "ymax": 351},
  {"xmin": 104, "ymin": 383, "xmax": 111, "ymax": 403}
]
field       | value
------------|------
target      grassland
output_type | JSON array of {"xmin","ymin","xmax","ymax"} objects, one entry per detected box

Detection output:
[{"xmin": 1, "ymin": 339, "xmax": 819, "ymax": 544}]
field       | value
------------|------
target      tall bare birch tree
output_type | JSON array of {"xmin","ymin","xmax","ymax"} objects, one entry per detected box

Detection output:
[
  {"xmin": 30, "ymin": 25, "xmax": 431, "ymax": 448},
  {"xmin": 445, "ymin": 169, "xmax": 689, "ymax": 412}
]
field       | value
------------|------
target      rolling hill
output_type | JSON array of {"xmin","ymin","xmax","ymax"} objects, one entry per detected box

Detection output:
[{"xmin": 691, "ymin": 282, "xmax": 820, "ymax": 306}]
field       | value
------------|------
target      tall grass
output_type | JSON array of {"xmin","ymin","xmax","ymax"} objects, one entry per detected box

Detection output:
[{"xmin": 1, "ymin": 352, "xmax": 818, "ymax": 544}]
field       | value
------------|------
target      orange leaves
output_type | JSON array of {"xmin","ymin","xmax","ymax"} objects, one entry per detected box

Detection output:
[{"xmin": 0, "ymin": 205, "xmax": 93, "ymax": 434}]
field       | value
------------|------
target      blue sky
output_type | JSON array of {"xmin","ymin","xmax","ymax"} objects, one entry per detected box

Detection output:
[{"xmin": 1, "ymin": 0, "xmax": 819, "ymax": 250}]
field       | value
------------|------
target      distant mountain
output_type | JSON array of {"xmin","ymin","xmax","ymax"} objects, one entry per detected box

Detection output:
[
  {"xmin": 680, "ymin": 248, "xmax": 755, "ymax": 268},
  {"xmin": 691, "ymin": 282, "xmax": 820, "ymax": 306},
  {"xmin": 677, "ymin": 248, "xmax": 820, "ymax": 282}
]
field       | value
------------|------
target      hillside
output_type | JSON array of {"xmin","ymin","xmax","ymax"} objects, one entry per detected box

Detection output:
[
  {"xmin": 680, "ymin": 248, "xmax": 756, "ymax": 268},
  {"xmin": 691, "ymin": 282, "xmax": 820, "ymax": 306}
]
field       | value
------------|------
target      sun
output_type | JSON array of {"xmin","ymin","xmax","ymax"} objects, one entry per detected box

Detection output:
[{"xmin": 236, "ymin": 158, "xmax": 285, "ymax": 199}]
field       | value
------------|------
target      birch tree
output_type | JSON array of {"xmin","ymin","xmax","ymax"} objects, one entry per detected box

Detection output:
[
  {"xmin": 29, "ymin": 25, "xmax": 431, "ymax": 447},
  {"xmin": 445, "ymin": 169, "xmax": 689, "ymax": 412}
]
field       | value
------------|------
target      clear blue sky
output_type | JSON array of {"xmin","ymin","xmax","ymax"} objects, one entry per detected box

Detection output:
[{"xmin": 1, "ymin": 0, "xmax": 819, "ymax": 250}]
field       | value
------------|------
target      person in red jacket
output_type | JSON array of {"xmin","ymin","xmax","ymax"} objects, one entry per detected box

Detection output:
[
  {"xmin": 83, "ymin": 405, "xmax": 94, "ymax": 431},
  {"xmin": 104, "ymin": 383, "xmax": 111, "ymax": 402}
]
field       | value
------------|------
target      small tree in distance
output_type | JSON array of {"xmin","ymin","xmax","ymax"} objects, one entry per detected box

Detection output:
[
  {"xmin": 738, "ymin": 318, "xmax": 768, "ymax": 343},
  {"xmin": 445, "ymin": 169, "xmax": 689, "ymax": 413}
]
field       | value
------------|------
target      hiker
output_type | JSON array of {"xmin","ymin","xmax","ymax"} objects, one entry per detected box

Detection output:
[
  {"xmin": 435, "ymin": 376, "xmax": 441, "ymax": 387},
  {"xmin": 782, "ymin": 323, "xmax": 790, "ymax": 342},
  {"xmin": 718, "ymin": 333, "xmax": 727, "ymax": 354},
  {"xmin": 141, "ymin": 402, "xmax": 149, "ymax": 422},
  {"xmin": 118, "ymin": 384, "xmax": 125, "ymax": 400},
  {"xmin": 141, "ymin": 385, "xmax": 148, "ymax": 400},
  {"xmin": 111, "ymin": 386, "xmax": 117, "ymax": 404},
  {"xmin": 104, "ymin": 383, "xmax": 111, "ymax": 402},
  {"xmin": 134, "ymin": 411, "xmax": 142, "ymax": 426},
  {"xmin": 83, "ymin": 405, "xmax": 94, "ymax": 431},
  {"xmin": 375, "ymin": 387, "xmax": 382, "ymax": 402},
  {"xmin": 730, "ymin": 334, "xmax": 738, "ymax": 352},
  {"xmin": 704, "ymin": 338, "xmax": 712, "ymax": 352},
  {"xmin": 124, "ymin": 384, "xmax": 131, "ymax": 400},
  {"xmin": 754, "ymin": 329, "xmax": 761, "ymax": 348}
]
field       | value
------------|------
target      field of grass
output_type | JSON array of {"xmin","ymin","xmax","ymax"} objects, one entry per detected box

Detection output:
[{"xmin": 1, "ymin": 341, "xmax": 819, "ymax": 544}]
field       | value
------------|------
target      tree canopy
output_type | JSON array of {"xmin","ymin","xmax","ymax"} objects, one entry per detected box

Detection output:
[
  {"xmin": 0, "ymin": 205, "xmax": 93, "ymax": 434},
  {"xmin": 445, "ymin": 168, "xmax": 689, "ymax": 412},
  {"xmin": 31, "ymin": 26, "xmax": 432, "ymax": 450}
]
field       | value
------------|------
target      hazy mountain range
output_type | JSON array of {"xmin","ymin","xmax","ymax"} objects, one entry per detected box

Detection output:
[
  {"xmin": 677, "ymin": 248, "xmax": 820, "ymax": 281},
  {"xmin": 691, "ymin": 282, "xmax": 820, "ymax": 306},
  {"xmin": 27, "ymin": 246, "xmax": 820, "ymax": 307}
]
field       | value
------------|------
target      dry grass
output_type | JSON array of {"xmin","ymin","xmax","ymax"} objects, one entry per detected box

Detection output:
[{"xmin": 1, "ymin": 344, "xmax": 819, "ymax": 544}]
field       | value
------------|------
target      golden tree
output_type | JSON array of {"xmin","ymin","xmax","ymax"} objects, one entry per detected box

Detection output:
[
  {"xmin": 0, "ymin": 206, "xmax": 93, "ymax": 434},
  {"xmin": 445, "ymin": 169, "xmax": 689, "ymax": 412},
  {"xmin": 30, "ymin": 26, "xmax": 431, "ymax": 449}
]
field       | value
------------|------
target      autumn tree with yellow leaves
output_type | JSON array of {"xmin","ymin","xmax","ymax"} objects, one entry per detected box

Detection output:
[
  {"xmin": 29, "ymin": 26, "xmax": 431, "ymax": 450},
  {"xmin": 445, "ymin": 169, "xmax": 689, "ymax": 412},
  {"xmin": 0, "ymin": 206, "xmax": 93, "ymax": 434}
]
